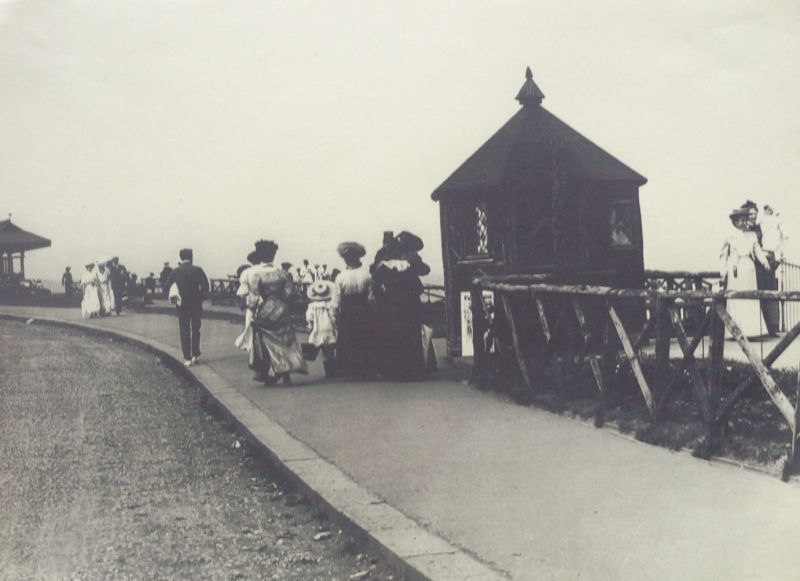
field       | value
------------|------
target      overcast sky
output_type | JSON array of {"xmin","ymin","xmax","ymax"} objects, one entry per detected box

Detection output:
[{"xmin": 1, "ymin": 0, "xmax": 799, "ymax": 281}]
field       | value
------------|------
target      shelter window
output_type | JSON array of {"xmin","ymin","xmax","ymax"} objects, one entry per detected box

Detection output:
[
  {"xmin": 475, "ymin": 205, "xmax": 489, "ymax": 255},
  {"xmin": 609, "ymin": 201, "xmax": 636, "ymax": 248},
  {"xmin": 448, "ymin": 202, "xmax": 491, "ymax": 259}
]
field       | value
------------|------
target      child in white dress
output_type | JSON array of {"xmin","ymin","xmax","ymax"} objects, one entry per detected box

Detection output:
[{"xmin": 305, "ymin": 280, "xmax": 338, "ymax": 378}]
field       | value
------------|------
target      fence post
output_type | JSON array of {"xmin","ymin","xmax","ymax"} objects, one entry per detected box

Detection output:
[
  {"xmin": 597, "ymin": 298, "xmax": 617, "ymax": 427},
  {"xmin": 654, "ymin": 296, "xmax": 670, "ymax": 419},
  {"xmin": 703, "ymin": 297, "xmax": 726, "ymax": 459},
  {"xmin": 470, "ymin": 286, "xmax": 488, "ymax": 385}
]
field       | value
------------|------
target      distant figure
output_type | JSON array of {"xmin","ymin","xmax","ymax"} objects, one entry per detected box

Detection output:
[
  {"xmin": 80, "ymin": 263, "xmax": 101, "ymax": 319},
  {"xmin": 298, "ymin": 258, "xmax": 315, "ymax": 293},
  {"xmin": 238, "ymin": 240, "xmax": 306, "ymax": 385},
  {"xmin": 371, "ymin": 231, "xmax": 429, "ymax": 380},
  {"xmin": 305, "ymin": 280, "xmax": 338, "ymax": 378},
  {"xmin": 109, "ymin": 257, "xmax": 124, "ymax": 315},
  {"xmin": 721, "ymin": 208, "xmax": 770, "ymax": 338},
  {"xmin": 335, "ymin": 242, "xmax": 375, "ymax": 379},
  {"xmin": 164, "ymin": 248, "xmax": 210, "ymax": 366},
  {"xmin": 61, "ymin": 267, "xmax": 74, "ymax": 299},
  {"xmin": 144, "ymin": 273, "xmax": 156, "ymax": 295},
  {"xmin": 159, "ymin": 262, "xmax": 173, "ymax": 294},
  {"xmin": 95, "ymin": 260, "xmax": 115, "ymax": 316}
]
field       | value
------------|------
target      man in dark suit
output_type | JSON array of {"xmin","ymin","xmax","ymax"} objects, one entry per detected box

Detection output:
[
  {"xmin": 164, "ymin": 248, "xmax": 210, "ymax": 366},
  {"xmin": 109, "ymin": 257, "xmax": 124, "ymax": 315}
]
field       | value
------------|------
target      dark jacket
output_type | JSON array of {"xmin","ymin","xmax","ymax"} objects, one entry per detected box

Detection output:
[{"xmin": 164, "ymin": 262, "xmax": 210, "ymax": 313}]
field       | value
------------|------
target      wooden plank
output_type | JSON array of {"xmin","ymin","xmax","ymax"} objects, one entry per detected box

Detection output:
[
  {"xmin": 608, "ymin": 304, "xmax": 656, "ymax": 416},
  {"xmin": 572, "ymin": 299, "xmax": 592, "ymax": 343},
  {"xmin": 631, "ymin": 316, "xmax": 655, "ymax": 354},
  {"xmin": 716, "ymin": 317, "xmax": 800, "ymax": 422},
  {"xmin": 533, "ymin": 292, "xmax": 551, "ymax": 344},
  {"xmin": 588, "ymin": 356, "xmax": 604, "ymax": 394},
  {"xmin": 500, "ymin": 294, "xmax": 534, "ymax": 392},
  {"xmin": 669, "ymin": 307, "xmax": 710, "ymax": 420},
  {"xmin": 714, "ymin": 303, "xmax": 796, "ymax": 429}
]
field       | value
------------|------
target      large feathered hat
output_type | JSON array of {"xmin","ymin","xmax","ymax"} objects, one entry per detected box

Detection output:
[
  {"xmin": 337, "ymin": 242, "xmax": 366, "ymax": 259},
  {"xmin": 247, "ymin": 239, "xmax": 279, "ymax": 264}
]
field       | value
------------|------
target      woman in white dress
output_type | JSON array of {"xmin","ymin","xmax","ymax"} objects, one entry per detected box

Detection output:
[
  {"xmin": 95, "ymin": 260, "xmax": 115, "ymax": 316},
  {"xmin": 80, "ymin": 262, "xmax": 101, "ymax": 319},
  {"xmin": 721, "ymin": 208, "xmax": 771, "ymax": 338}
]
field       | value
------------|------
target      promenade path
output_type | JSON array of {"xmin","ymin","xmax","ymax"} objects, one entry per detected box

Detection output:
[{"xmin": 4, "ymin": 304, "xmax": 800, "ymax": 580}]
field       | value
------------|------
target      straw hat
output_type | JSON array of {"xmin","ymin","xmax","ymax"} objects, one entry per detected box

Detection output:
[{"xmin": 307, "ymin": 280, "xmax": 335, "ymax": 302}]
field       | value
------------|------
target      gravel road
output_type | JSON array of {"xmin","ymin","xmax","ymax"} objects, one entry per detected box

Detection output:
[{"xmin": 0, "ymin": 320, "xmax": 394, "ymax": 581}]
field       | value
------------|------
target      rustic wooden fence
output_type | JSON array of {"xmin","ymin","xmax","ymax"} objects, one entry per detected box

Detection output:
[{"xmin": 470, "ymin": 274, "xmax": 800, "ymax": 480}]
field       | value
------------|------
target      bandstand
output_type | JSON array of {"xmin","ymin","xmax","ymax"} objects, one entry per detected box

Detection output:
[{"xmin": 0, "ymin": 216, "xmax": 51, "ymax": 280}]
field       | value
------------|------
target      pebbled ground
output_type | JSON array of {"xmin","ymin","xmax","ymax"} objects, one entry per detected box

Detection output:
[{"xmin": 0, "ymin": 321, "xmax": 393, "ymax": 581}]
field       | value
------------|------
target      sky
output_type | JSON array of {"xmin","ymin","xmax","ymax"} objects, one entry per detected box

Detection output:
[{"xmin": 1, "ymin": 0, "xmax": 799, "ymax": 282}]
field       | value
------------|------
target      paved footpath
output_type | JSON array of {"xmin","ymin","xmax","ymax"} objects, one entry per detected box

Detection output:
[{"xmin": 3, "ymin": 305, "xmax": 800, "ymax": 580}]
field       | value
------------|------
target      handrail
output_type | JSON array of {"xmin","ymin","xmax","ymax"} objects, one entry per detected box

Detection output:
[{"xmin": 470, "ymin": 271, "xmax": 800, "ymax": 480}]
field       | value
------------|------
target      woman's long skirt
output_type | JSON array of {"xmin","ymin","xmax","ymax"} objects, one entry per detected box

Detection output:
[
  {"xmin": 81, "ymin": 286, "xmax": 101, "ymax": 319},
  {"xmin": 336, "ymin": 294, "xmax": 375, "ymax": 378},
  {"xmin": 375, "ymin": 296, "xmax": 423, "ymax": 381},
  {"xmin": 726, "ymin": 257, "xmax": 766, "ymax": 338},
  {"xmin": 251, "ymin": 297, "xmax": 307, "ymax": 377}
]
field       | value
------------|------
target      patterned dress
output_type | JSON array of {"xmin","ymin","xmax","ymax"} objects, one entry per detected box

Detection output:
[{"xmin": 239, "ymin": 264, "xmax": 306, "ymax": 377}]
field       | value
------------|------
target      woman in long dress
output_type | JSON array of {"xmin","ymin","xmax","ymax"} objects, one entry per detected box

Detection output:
[
  {"xmin": 95, "ymin": 260, "xmax": 115, "ymax": 316},
  {"xmin": 721, "ymin": 208, "xmax": 771, "ymax": 338},
  {"xmin": 239, "ymin": 240, "xmax": 306, "ymax": 385},
  {"xmin": 334, "ymin": 242, "xmax": 375, "ymax": 379},
  {"xmin": 80, "ymin": 262, "xmax": 101, "ymax": 319},
  {"xmin": 371, "ymin": 231, "xmax": 429, "ymax": 381}
]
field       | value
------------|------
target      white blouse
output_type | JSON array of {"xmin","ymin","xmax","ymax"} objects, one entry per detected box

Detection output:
[{"xmin": 335, "ymin": 267, "xmax": 372, "ymax": 298}]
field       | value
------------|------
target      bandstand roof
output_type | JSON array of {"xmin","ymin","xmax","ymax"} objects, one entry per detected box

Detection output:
[
  {"xmin": 431, "ymin": 67, "xmax": 647, "ymax": 201},
  {"xmin": 0, "ymin": 218, "xmax": 52, "ymax": 252}
]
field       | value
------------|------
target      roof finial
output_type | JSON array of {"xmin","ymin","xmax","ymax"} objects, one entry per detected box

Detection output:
[{"xmin": 516, "ymin": 66, "xmax": 544, "ymax": 106}]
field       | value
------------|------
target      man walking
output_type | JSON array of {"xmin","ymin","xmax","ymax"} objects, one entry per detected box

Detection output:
[
  {"xmin": 61, "ymin": 267, "xmax": 74, "ymax": 300},
  {"xmin": 109, "ymin": 257, "xmax": 124, "ymax": 315},
  {"xmin": 159, "ymin": 261, "xmax": 173, "ymax": 295},
  {"xmin": 164, "ymin": 248, "xmax": 209, "ymax": 366}
]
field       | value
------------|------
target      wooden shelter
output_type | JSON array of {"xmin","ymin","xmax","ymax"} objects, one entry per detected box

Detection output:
[
  {"xmin": 431, "ymin": 67, "xmax": 648, "ymax": 357},
  {"xmin": 0, "ymin": 217, "xmax": 51, "ymax": 279}
]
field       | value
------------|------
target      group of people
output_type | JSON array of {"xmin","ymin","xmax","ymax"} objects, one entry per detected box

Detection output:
[
  {"xmin": 720, "ymin": 200, "xmax": 787, "ymax": 337},
  {"xmin": 72, "ymin": 258, "xmax": 160, "ymax": 317},
  {"xmin": 78, "ymin": 257, "xmax": 128, "ymax": 318},
  {"xmin": 234, "ymin": 230, "xmax": 431, "ymax": 385}
]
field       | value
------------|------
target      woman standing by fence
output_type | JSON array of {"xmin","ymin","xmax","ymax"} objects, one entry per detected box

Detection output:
[{"xmin": 721, "ymin": 207, "xmax": 770, "ymax": 337}]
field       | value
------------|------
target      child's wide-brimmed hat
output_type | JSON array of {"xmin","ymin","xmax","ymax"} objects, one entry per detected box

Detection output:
[
  {"xmin": 337, "ymin": 242, "xmax": 366, "ymax": 259},
  {"xmin": 307, "ymin": 280, "xmax": 335, "ymax": 302}
]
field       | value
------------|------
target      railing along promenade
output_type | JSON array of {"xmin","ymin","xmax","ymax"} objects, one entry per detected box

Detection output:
[
  {"xmin": 210, "ymin": 278, "xmax": 446, "ymax": 306},
  {"xmin": 470, "ymin": 272, "xmax": 800, "ymax": 480}
]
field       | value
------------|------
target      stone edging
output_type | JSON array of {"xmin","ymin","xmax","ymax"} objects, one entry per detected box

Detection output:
[{"xmin": 0, "ymin": 313, "xmax": 507, "ymax": 581}]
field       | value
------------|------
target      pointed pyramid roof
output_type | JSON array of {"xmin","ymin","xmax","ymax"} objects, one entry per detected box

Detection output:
[
  {"xmin": 0, "ymin": 218, "xmax": 52, "ymax": 252},
  {"xmin": 431, "ymin": 67, "xmax": 646, "ymax": 201}
]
